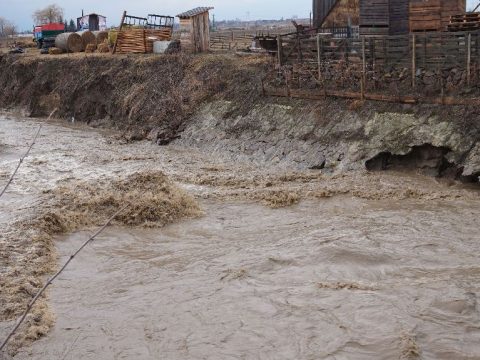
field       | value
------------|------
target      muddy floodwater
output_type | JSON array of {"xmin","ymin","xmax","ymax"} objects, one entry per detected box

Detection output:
[{"xmin": 1, "ymin": 113, "xmax": 480, "ymax": 360}]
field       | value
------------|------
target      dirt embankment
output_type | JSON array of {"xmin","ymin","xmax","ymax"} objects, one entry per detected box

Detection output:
[
  {"xmin": 0, "ymin": 53, "xmax": 267, "ymax": 144},
  {"xmin": 0, "ymin": 53, "xmax": 479, "ymax": 180}
]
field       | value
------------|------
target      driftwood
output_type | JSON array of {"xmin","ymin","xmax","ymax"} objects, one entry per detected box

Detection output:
[{"xmin": 55, "ymin": 32, "xmax": 84, "ymax": 53}]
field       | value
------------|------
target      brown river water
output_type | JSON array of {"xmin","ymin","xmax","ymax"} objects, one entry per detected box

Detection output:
[{"xmin": 1, "ymin": 113, "xmax": 480, "ymax": 359}]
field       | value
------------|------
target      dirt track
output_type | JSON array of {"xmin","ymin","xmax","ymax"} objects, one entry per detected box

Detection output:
[{"xmin": 1, "ymin": 112, "xmax": 480, "ymax": 359}]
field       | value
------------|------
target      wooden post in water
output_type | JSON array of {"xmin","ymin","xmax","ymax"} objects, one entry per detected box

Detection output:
[
  {"xmin": 411, "ymin": 34, "xmax": 416, "ymax": 90},
  {"xmin": 467, "ymin": 33, "xmax": 472, "ymax": 86}
]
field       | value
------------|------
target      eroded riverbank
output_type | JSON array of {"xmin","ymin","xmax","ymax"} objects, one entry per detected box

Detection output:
[{"xmin": 1, "ymin": 113, "xmax": 480, "ymax": 359}]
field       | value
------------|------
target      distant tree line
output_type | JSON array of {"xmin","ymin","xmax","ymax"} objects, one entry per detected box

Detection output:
[{"xmin": 0, "ymin": 17, "xmax": 17, "ymax": 37}]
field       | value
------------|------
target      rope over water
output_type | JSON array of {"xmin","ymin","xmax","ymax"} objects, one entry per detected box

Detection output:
[
  {"xmin": 0, "ymin": 109, "xmax": 57, "ymax": 199},
  {"xmin": 0, "ymin": 203, "xmax": 130, "ymax": 352}
]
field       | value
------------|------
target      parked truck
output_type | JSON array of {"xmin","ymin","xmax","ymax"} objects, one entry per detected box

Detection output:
[{"xmin": 33, "ymin": 23, "xmax": 65, "ymax": 49}]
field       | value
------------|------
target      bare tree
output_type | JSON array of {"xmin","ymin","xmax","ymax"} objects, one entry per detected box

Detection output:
[
  {"xmin": 4, "ymin": 23, "xmax": 17, "ymax": 37},
  {"xmin": 33, "ymin": 4, "xmax": 64, "ymax": 25},
  {"xmin": 0, "ymin": 17, "xmax": 6, "ymax": 37},
  {"xmin": 0, "ymin": 17, "xmax": 16, "ymax": 38}
]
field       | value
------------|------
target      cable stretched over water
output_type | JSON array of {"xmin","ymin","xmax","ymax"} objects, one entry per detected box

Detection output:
[
  {"xmin": 0, "ymin": 203, "xmax": 130, "ymax": 352},
  {"xmin": 0, "ymin": 109, "xmax": 56, "ymax": 199}
]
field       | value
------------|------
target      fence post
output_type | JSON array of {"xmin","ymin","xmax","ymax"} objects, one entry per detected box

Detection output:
[
  {"xmin": 362, "ymin": 37, "xmax": 366, "ymax": 100},
  {"xmin": 277, "ymin": 35, "xmax": 283, "ymax": 66},
  {"xmin": 467, "ymin": 32, "xmax": 472, "ymax": 86},
  {"xmin": 317, "ymin": 34, "xmax": 322, "ymax": 80},
  {"xmin": 412, "ymin": 34, "xmax": 416, "ymax": 90},
  {"xmin": 423, "ymin": 36, "xmax": 427, "ymax": 69},
  {"xmin": 384, "ymin": 38, "xmax": 388, "ymax": 67}
]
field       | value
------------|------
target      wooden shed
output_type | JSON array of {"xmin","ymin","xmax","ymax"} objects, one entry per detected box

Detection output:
[
  {"xmin": 77, "ymin": 13, "xmax": 107, "ymax": 31},
  {"xmin": 177, "ymin": 7, "xmax": 213, "ymax": 53}
]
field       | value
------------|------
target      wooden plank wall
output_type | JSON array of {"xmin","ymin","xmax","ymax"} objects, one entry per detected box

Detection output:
[
  {"xmin": 389, "ymin": 0, "xmax": 410, "ymax": 34},
  {"xmin": 179, "ymin": 18, "xmax": 193, "ymax": 51},
  {"xmin": 313, "ymin": 0, "xmax": 340, "ymax": 27},
  {"xmin": 360, "ymin": 0, "xmax": 390, "ymax": 35},
  {"xmin": 180, "ymin": 13, "xmax": 211, "ymax": 53}
]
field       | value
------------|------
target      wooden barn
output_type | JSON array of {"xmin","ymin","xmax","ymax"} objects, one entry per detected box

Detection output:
[
  {"xmin": 177, "ymin": 7, "xmax": 213, "ymax": 53},
  {"xmin": 314, "ymin": 0, "xmax": 466, "ymax": 35}
]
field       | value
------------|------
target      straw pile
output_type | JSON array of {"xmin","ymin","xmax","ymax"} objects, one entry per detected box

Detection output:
[
  {"xmin": 48, "ymin": 47, "xmax": 63, "ymax": 55},
  {"xmin": 55, "ymin": 32, "xmax": 84, "ymax": 53},
  {"xmin": 85, "ymin": 44, "xmax": 96, "ymax": 53},
  {"xmin": 97, "ymin": 43, "xmax": 110, "ymax": 53},
  {"xmin": 93, "ymin": 31, "xmax": 109, "ymax": 45}
]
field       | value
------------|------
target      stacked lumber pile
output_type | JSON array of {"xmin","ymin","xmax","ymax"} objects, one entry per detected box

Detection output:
[
  {"xmin": 117, "ymin": 28, "xmax": 172, "ymax": 54},
  {"xmin": 117, "ymin": 29, "xmax": 147, "ymax": 53},
  {"xmin": 410, "ymin": 0, "xmax": 466, "ymax": 32},
  {"xmin": 448, "ymin": 12, "xmax": 480, "ymax": 31}
]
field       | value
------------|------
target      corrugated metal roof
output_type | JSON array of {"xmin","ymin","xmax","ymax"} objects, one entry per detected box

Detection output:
[{"xmin": 177, "ymin": 7, "xmax": 214, "ymax": 18}]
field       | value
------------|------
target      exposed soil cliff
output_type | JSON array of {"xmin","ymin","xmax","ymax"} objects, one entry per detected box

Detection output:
[{"xmin": 0, "ymin": 53, "xmax": 478, "ymax": 180}]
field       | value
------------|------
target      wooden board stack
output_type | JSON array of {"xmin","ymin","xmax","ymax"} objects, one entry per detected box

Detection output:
[
  {"xmin": 117, "ymin": 28, "xmax": 172, "ymax": 54},
  {"xmin": 145, "ymin": 29, "xmax": 173, "ymax": 53},
  {"xmin": 448, "ymin": 12, "xmax": 480, "ymax": 31},
  {"xmin": 410, "ymin": 0, "xmax": 466, "ymax": 32}
]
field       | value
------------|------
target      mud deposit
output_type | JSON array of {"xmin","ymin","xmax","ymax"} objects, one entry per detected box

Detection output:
[{"xmin": 1, "ymin": 113, "xmax": 480, "ymax": 359}]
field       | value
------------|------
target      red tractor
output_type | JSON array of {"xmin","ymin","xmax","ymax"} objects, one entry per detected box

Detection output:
[{"xmin": 33, "ymin": 23, "xmax": 65, "ymax": 49}]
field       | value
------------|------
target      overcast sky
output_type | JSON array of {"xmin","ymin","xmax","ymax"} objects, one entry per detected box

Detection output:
[{"xmin": 1, "ymin": 0, "xmax": 478, "ymax": 31}]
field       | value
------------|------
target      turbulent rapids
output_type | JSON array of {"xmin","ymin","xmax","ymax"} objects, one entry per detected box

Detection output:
[{"xmin": 1, "ymin": 112, "xmax": 480, "ymax": 359}]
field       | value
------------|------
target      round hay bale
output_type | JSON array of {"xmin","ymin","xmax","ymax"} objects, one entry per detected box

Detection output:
[
  {"xmin": 93, "ymin": 31, "xmax": 109, "ymax": 45},
  {"xmin": 85, "ymin": 43, "xmax": 96, "ymax": 53},
  {"xmin": 77, "ymin": 30, "xmax": 96, "ymax": 48},
  {"xmin": 55, "ymin": 32, "xmax": 84, "ymax": 53},
  {"xmin": 97, "ymin": 43, "xmax": 110, "ymax": 53},
  {"xmin": 48, "ymin": 47, "xmax": 63, "ymax": 55}
]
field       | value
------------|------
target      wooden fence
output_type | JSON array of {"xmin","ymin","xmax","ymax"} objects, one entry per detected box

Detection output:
[
  {"xmin": 265, "ymin": 30, "xmax": 480, "ymax": 101},
  {"xmin": 210, "ymin": 30, "xmax": 256, "ymax": 51},
  {"xmin": 278, "ymin": 31, "xmax": 480, "ymax": 69},
  {"xmin": 210, "ymin": 27, "xmax": 297, "ymax": 51}
]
